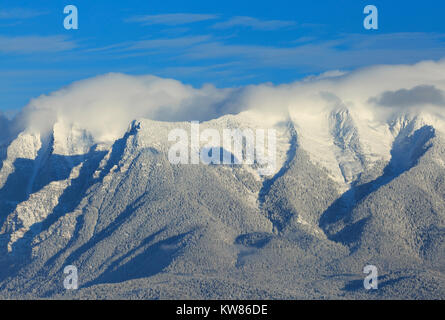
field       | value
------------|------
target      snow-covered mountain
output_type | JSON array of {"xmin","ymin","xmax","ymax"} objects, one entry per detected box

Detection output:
[{"xmin": 0, "ymin": 62, "xmax": 444, "ymax": 299}]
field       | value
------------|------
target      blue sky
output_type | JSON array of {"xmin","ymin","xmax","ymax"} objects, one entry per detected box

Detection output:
[{"xmin": 1, "ymin": 0, "xmax": 445, "ymax": 111}]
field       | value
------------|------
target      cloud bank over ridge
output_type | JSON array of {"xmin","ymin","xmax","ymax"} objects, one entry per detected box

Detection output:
[{"xmin": 12, "ymin": 59, "xmax": 445, "ymax": 143}]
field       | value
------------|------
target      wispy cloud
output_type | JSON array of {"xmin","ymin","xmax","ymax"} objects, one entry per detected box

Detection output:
[
  {"xmin": 126, "ymin": 35, "xmax": 211, "ymax": 50},
  {"xmin": 180, "ymin": 33, "xmax": 445, "ymax": 70},
  {"xmin": 0, "ymin": 8, "xmax": 48, "ymax": 20},
  {"xmin": 0, "ymin": 35, "xmax": 77, "ymax": 54},
  {"xmin": 212, "ymin": 16, "xmax": 296, "ymax": 30},
  {"xmin": 125, "ymin": 13, "xmax": 218, "ymax": 26},
  {"xmin": 157, "ymin": 62, "xmax": 240, "ymax": 78},
  {"xmin": 86, "ymin": 35, "xmax": 211, "ymax": 53},
  {"xmin": 79, "ymin": 32, "xmax": 445, "ymax": 78}
]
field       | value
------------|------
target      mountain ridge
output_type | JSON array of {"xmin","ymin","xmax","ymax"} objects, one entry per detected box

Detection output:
[{"xmin": 0, "ymin": 104, "xmax": 443, "ymax": 299}]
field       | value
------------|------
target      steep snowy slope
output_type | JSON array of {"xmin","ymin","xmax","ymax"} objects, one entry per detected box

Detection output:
[
  {"xmin": 0, "ymin": 106, "xmax": 443, "ymax": 299},
  {"xmin": 289, "ymin": 104, "xmax": 394, "ymax": 190},
  {"xmin": 321, "ymin": 114, "xmax": 445, "ymax": 272}
]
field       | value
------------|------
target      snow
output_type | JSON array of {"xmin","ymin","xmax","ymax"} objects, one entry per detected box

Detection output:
[
  {"xmin": 7, "ymin": 162, "xmax": 85, "ymax": 252},
  {"xmin": 53, "ymin": 121, "xmax": 96, "ymax": 156},
  {"xmin": 127, "ymin": 111, "xmax": 291, "ymax": 178},
  {"xmin": 2, "ymin": 103, "xmax": 445, "ymax": 254},
  {"xmin": 0, "ymin": 131, "xmax": 41, "ymax": 189}
]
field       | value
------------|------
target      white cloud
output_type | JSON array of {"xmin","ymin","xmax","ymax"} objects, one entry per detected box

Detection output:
[
  {"xmin": 20, "ymin": 73, "xmax": 238, "ymax": 141},
  {"xmin": 16, "ymin": 59, "xmax": 445, "ymax": 144}
]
